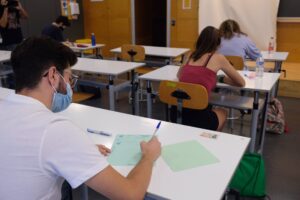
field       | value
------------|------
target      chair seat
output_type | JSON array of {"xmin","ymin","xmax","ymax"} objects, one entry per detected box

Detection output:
[
  {"xmin": 136, "ymin": 66, "xmax": 159, "ymax": 75},
  {"xmin": 72, "ymin": 92, "xmax": 94, "ymax": 103}
]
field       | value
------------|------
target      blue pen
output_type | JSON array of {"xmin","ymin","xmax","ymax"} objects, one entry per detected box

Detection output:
[
  {"xmin": 87, "ymin": 128, "xmax": 112, "ymax": 137},
  {"xmin": 152, "ymin": 121, "xmax": 161, "ymax": 137}
]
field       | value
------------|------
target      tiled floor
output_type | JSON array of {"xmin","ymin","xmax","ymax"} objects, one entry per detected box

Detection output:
[{"xmin": 72, "ymin": 89, "xmax": 300, "ymax": 200}]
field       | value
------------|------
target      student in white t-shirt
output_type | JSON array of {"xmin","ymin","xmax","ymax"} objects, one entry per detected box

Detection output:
[{"xmin": 0, "ymin": 36, "xmax": 161, "ymax": 200}]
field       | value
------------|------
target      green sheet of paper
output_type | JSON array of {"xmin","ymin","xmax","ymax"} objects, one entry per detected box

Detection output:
[
  {"xmin": 162, "ymin": 140, "xmax": 219, "ymax": 172},
  {"xmin": 108, "ymin": 135, "xmax": 152, "ymax": 166}
]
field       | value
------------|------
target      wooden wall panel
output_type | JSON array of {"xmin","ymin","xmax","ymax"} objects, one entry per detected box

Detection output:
[
  {"xmin": 277, "ymin": 22, "xmax": 300, "ymax": 63},
  {"xmin": 82, "ymin": 1, "xmax": 299, "ymax": 61},
  {"xmin": 83, "ymin": 0, "xmax": 131, "ymax": 57}
]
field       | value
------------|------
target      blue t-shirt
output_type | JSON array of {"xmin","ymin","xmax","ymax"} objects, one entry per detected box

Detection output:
[
  {"xmin": 41, "ymin": 24, "xmax": 64, "ymax": 42},
  {"xmin": 218, "ymin": 33, "xmax": 261, "ymax": 61}
]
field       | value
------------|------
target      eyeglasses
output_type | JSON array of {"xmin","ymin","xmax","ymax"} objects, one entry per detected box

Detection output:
[
  {"xmin": 43, "ymin": 71, "xmax": 79, "ymax": 88},
  {"xmin": 70, "ymin": 73, "xmax": 79, "ymax": 88}
]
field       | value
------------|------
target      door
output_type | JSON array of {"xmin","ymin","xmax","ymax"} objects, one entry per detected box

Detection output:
[
  {"xmin": 170, "ymin": 0, "xmax": 199, "ymax": 49},
  {"xmin": 83, "ymin": 0, "xmax": 132, "ymax": 57},
  {"xmin": 134, "ymin": 0, "xmax": 166, "ymax": 47}
]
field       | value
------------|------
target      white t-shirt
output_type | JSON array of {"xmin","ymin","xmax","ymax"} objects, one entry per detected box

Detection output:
[{"xmin": 0, "ymin": 93, "xmax": 109, "ymax": 200}]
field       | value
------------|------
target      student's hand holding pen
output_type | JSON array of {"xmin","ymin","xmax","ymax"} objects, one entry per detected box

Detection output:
[
  {"xmin": 140, "ymin": 137, "xmax": 161, "ymax": 163},
  {"xmin": 97, "ymin": 144, "xmax": 111, "ymax": 156}
]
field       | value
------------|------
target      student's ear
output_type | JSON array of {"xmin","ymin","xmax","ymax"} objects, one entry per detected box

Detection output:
[{"xmin": 47, "ymin": 66, "xmax": 59, "ymax": 87}]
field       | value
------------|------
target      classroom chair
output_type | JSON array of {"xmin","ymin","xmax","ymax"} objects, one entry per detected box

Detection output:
[
  {"xmin": 159, "ymin": 80, "xmax": 208, "ymax": 124},
  {"xmin": 72, "ymin": 92, "xmax": 94, "ymax": 103},
  {"xmin": 121, "ymin": 44, "xmax": 159, "ymax": 74},
  {"xmin": 121, "ymin": 44, "xmax": 159, "ymax": 101},
  {"xmin": 225, "ymin": 55, "xmax": 244, "ymax": 70},
  {"xmin": 225, "ymin": 55, "xmax": 249, "ymax": 131}
]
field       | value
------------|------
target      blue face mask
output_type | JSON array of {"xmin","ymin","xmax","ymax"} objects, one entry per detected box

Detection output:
[{"xmin": 51, "ymin": 74, "xmax": 73, "ymax": 113}]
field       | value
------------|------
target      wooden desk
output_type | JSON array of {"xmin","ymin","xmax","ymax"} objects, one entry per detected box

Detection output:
[
  {"xmin": 72, "ymin": 58, "xmax": 145, "ymax": 114},
  {"xmin": 110, "ymin": 45, "xmax": 190, "ymax": 64},
  {"xmin": 61, "ymin": 103, "xmax": 250, "ymax": 200},
  {"xmin": 139, "ymin": 65, "xmax": 280, "ymax": 152}
]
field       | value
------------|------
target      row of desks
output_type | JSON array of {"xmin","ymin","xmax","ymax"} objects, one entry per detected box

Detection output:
[
  {"xmin": 0, "ymin": 46, "xmax": 288, "ymax": 200},
  {"xmin": 0, "ymin": 87, "xmax": 250, "ymax": 200},
  {"xmin": 0, "ymin": 49, "xmax": 284, "ymax": 153}
]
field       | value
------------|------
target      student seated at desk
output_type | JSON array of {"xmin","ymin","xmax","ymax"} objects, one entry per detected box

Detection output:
[
  {"xmin": 0, "ymin": 36, "xmax": 161, "ymax": 200},
  {"xmin": 218, "ymin": 19, "xmax": 261, "ymax": 61},
  {"xmin": 41, "ymin": 15, "xmax": 70, "ymax": 42},
  {"xmin": 175, "ymin": 26, "xmax": 245, "ymax": 131}
]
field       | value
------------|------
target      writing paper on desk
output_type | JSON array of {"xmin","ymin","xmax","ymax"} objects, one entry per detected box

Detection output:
[
  {"xmin": 108, "ymin": 135, "xmax": 152, "ymax": 166},
  {"xmin": 162, "ymin": 140, "xmax": 219, "ymax": 172}
]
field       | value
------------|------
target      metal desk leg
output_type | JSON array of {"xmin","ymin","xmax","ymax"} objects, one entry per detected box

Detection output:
[
  {"xmin": 250, "ymin": 91, "xmax": 260, "ymax": 152},
  {"xmin": 114, "ymin": 53, "xmax": 118, "ymax": 60},
  {"xmin": 96, "ymin": 47, "xmax": 103, "ymax": 59},
  {"xmin": 131, "ymin": 70, "xmax": 139, "ymax": 115},
  {"xmin": 146, "ymin": 80, "xmax": 152, "ymax": 118},
  {"xmin": 108, "ymin": 76, "xmax": 115, "ymax": 111},
  {"xmin": 258, "ymin": 92, "xmax": 270, "ymax": 154},
  {"xmin": 273, "ymin": 61, "xmax": 283, "ymax": 97},
  {"xmin": 274, "ymin": 61, "xmax": 282, "ymax": 73},
  {"xmin": 80, "ymin": 184, "xmax": 88, "ymax": 200}
]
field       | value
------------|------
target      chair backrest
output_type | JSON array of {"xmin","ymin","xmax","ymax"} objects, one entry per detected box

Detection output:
[
  {"xmin": 159, "ymin": 81, "xmax": 208, "ymax": 110},
  {"xmin": 225, "ymin": 56, "xmax": 244, "ymax": 70},
  {"xmin": 121, "ymin": 44, "xmax": 145, "ymax": 62}
]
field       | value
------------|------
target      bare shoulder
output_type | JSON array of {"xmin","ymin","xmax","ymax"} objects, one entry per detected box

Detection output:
[
  {"xmin": 212, "ymin": 53, "xmax": 229, "ymax": 67},
  {"xmin": 213, "ymin": 53, "xmax": 227, "ymax": 61}
]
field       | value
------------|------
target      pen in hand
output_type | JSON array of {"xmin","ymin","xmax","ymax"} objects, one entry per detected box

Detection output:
[
  {"xmin": 87, "ymin": 128, "xmax": 112, "ymax": 136},
  {"xmin": 152, "ymin": 121, "xmax": 161, "ymax": 137}
]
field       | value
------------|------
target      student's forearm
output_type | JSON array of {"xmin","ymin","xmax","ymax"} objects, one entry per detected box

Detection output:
[
  {"xmin": 19, "ymin": 8, "xmax": 28, "ymax": 18},
  {"xmin": 224, "ymin": 76, "xmax": 245, "ymax": 87},
  {"xmin": 0, "ymin": 12, "xmax": 8, "ymax": 27},
  {"xmin": 126, "ymin": 156, "xmax": 154, "ymax": 199}
]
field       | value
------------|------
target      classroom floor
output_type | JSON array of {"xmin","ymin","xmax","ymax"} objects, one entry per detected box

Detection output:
[{"xmin": 72, "ymin": 88, "xmax": 300, "ymax": 200}]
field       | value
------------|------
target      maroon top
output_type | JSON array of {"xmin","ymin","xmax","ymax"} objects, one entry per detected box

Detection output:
[{"xmin": 179, "ymin": 54, "xmax": 217, "ymax": 96}]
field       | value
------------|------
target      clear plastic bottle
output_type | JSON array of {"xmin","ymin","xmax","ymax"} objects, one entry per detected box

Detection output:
[
  {"xmin": 256, "ymin": 56, "xmax": 264, "ymax": 77},
  {"xmin": 243, "ymin": 64, "xmax": 249, "ymax": 77},
  {"xmin": 268, "ymin": 36, "xmax": 275, "ymax": 55},
  {"xmin": 91, "ymin": 33, "xmax": 96, "ymax": 46}
]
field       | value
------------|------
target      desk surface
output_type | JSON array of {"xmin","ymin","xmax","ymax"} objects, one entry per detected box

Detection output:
[
  {"xmin": 261, "ymin": 51, "xmax": 289, "ymax": 62},
  {"xmin": 111, "ymin": 45, "xmax": 190, "ymax": 58},
  {"xmin": 139, "ymin": 65, "xmax": 280, "ymax": 92},
  {"xmin": 68, "ymin": 43, "xmax": 105, "ymax": 51},
  {"xmin": 0, "ymin": 50, "xmax": 11, "ymax": 62},
  {"xmin": 62, "ymin": 103, "xmax": 250, "ymax": 200},
  {"xmin": 72, "ymin": 58, "xmax": 145, "ymax": 76}
]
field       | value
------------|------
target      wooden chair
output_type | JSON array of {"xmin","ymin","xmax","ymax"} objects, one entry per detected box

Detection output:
[
  {"xmin": 121, "ymin": 44, "xmax": 159, "ymax": 74},
  {"xmin": 159, "ymin": 81, "xmax": 208, "ymax": 124},
  {"xmin": 225, "ymin": 56, "xmax": 249, "ymax": 132},
  {"xmin": 72, "ymin": 92, "xmax": 94, "ymax": 103},
  {"xmin": 121, "ymin": 44, "xmax": 159, "ymax": 101},
  {"xmin": 225, "ymin": 56, "xmax": 244, "ymax": 70}
]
